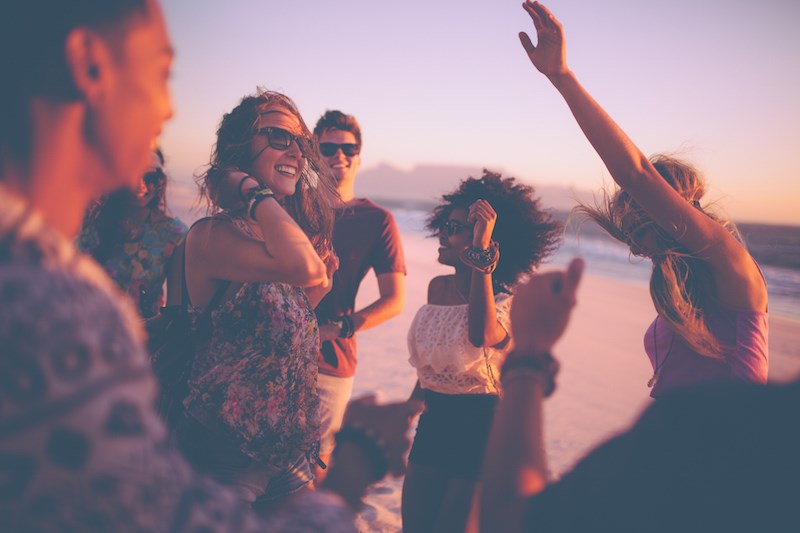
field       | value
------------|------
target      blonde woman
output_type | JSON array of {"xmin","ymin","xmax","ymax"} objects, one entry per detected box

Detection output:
[{"xmin": 520, "ymin": 0, "xmax": 768, "ymax": 397}]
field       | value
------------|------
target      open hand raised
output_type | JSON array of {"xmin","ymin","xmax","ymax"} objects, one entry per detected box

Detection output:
[
  {"xmin": 510, "ymin": 257, "xmax": 584, "ymax": 353},
  {"xmin": 519, "ymin": 1, "xmax": 569, "ymax": 78}
]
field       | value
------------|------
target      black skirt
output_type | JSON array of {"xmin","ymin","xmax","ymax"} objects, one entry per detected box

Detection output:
[{"xmin": 408, "ymin": 389, "xmax": 498, "ymax": 480}]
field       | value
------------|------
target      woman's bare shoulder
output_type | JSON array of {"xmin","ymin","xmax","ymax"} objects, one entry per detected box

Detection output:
[{"xmin": 427, "ymin": 275, "xmax": 453, "ymax": 304}]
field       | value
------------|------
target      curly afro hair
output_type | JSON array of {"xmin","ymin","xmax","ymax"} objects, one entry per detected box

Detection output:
[{"xmin": 426, "ymin": 170, "xmax": 562, "ymax": 291}]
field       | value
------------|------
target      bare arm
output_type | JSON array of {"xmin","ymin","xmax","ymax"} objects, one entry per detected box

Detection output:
[
  {"xmin": 466, "ymin": 200, "xmax": 508, "ymax": 347},
  {"xmin": 305, "ymin": 251, "xmax": 339, "ymax": 309},
  {"xmin": 321, "ymin": 272, "xmax": 405, "ymax": 342},
  {"xmin": 353, "ymin": 272, "xmax": 405, "ymax": 331},
  {"xmin": 213, "ymin": 170, "xmax": 256, "ymax": 211},
  {"xmin": 319, "ymin": 272, "xmax": 405, "ymax": 342},
  {"xmin": 303, "ymin": 275, "xmax": 334, "ymax": 309},
  {"xmin": 186, "ymin": 199, "xmax": 326, "ymax": 306},
  {"xmin": 481, "ymin": 258, "xmax": 584, "ymax": 532},
  {"xmin": 520, "ymin": 1, "xmax": 765, "ymax": 311}
]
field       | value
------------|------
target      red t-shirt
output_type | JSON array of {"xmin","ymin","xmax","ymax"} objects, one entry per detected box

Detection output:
[{"xmin": 315, "ymin": 199, "xmax": 406, "ymax": 377}]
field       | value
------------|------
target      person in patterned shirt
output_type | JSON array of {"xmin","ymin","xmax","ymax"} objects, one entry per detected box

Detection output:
[{"xmin": 78, "ymin": 148, "xmax": 187, "ymax": 319}]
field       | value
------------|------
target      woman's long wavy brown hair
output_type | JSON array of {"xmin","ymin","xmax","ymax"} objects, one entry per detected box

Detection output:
[
  {"xmin": 575, "ymin": 154, "xmax": 744, "ymax": 359},
  {"xmin": 197, "ymin": 89, "xmax": 338, "ymax": 260}
]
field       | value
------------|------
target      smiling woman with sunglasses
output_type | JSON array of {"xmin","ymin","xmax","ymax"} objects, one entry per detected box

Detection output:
[
  {"xmin": 178, "ymin": 89, "xmax": 340, "ymax": 506},
  {"xmin": 401, "ymin": 170, "xmax": 561, "ymax": 532}
]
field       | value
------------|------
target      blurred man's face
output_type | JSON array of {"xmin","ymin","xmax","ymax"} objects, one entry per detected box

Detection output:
[{"xmin": 91, "ymin": 0, "xmax": 174, "ymax": 193}]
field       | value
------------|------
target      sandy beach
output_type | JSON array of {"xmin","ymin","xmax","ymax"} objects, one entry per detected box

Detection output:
[{"xmin": 348, "ymin": 231, "xmax": 800, "ymax": 533}]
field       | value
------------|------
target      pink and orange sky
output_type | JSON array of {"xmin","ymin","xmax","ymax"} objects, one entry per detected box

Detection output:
[{"xmin": 160, "ymin": 0, "xmax": 800, "ymax": 225}]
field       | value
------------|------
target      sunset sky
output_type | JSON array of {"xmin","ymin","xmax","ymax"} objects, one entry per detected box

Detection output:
[{"xmin": 160, "ymin": 0, "xmax": 800, "ymax": 225}]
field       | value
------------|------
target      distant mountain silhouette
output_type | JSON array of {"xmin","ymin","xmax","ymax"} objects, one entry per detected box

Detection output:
[
  {"xmin": 355, "ymin": 162, "xmax": 595, "ymax": 212},
  {"xmin": 165, "ymin": 162, "xmax": 800, "ymax": 271}
]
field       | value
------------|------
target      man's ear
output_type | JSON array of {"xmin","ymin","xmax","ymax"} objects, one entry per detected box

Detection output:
[{"xmin": 63, "ymin": 28, "xmax": 115, "ymax": 103}]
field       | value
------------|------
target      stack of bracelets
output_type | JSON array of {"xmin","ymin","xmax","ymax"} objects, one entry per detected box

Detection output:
[
  {"xmin": 333, "ymin": 424, "xmax": 390, "ymax": 482},
  {"xmin": 247, "ymin": 187, "xmax": 276, "ymax": 220},
  {"xmin": 237, "ymin": 174, "xmax": 276, "ymax": 221},
  {"xmin": 500, "ymin": 351, "xmax": 560, "ymax": 397},
  {"xmin": 460, "ymin": 240, "xmax": 500, "ymax": 274},
  {"xmin": 337, "ymin": 315, "xmax": 355, "ymax": 339}
]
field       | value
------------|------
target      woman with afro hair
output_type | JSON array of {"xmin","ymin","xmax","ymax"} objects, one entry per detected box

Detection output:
[{"xmin": 402, "ymin": 170, "xmax": 561, "ymax": 532}]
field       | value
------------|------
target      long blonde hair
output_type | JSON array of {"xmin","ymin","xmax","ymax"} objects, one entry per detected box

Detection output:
[{"xmin": 575, "ymin": 154, "xmax": 743, "ymax": 359}]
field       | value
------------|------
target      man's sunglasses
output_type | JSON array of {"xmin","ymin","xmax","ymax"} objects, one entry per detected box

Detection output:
[
  {"xmin": 256, "ymin": 127, "xmax": 311, "ymax": 152},
  {"xmin": 441, "ymin": 220, "xmax": 473, "ymax": 236},
  {"xmin": 319, "ymin": 142, "xmax": 360, "ymax": 158}
]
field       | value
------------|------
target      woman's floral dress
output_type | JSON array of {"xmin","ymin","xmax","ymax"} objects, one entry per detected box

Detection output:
[{"xmin": 183, "ymin": 213, "xmax": 320, "ymax": 469}]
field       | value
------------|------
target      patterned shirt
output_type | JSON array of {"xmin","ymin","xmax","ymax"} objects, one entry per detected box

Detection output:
[
  {"xmin": 0, "ymin": 186, "xmax": 268, "ymax": 531},
  {"xmin": 78, "ymin": 213, "xmax": 187, "ymax": 318}
]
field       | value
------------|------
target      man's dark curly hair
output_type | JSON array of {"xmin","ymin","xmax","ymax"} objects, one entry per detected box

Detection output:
[{"xmin": 426, "ymin": 170, "xmax": 562, "ymax": 291}]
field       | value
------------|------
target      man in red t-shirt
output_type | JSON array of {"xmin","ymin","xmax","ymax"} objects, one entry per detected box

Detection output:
[{"xmin": 313, "ymin": 110, "xmax": 407, "ymax": 480}]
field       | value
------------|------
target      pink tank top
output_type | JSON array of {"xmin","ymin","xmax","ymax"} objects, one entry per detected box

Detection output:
[{"xmin": 644, "ymin": 307, "xmax": 768, "ymax": 398}]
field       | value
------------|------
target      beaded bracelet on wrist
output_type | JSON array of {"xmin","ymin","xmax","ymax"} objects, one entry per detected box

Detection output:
[
  {"xmin": 500, "ymin": 351, "xmax": 560, "ymax": 397},
  {"xmin": 460, "ymin": 240, "xmax": 500, "ymax": 274},
  {"xmin": 334, "ymin": 425, "xmax": 389, "ymax": 481},
  {"xmin": 247, "ymin": 187, "xmax": 276, "ymax": 220}
]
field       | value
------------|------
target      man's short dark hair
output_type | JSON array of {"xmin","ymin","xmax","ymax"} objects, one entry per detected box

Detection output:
[{"xmin": 313, "ymin": 110, "xmax": 362, "ymax": 147}]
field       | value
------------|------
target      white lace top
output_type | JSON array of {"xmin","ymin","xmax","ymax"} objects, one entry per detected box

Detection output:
[{"xmin": 408, "ymin": 293, "xmax": 513, "ymax": 395}]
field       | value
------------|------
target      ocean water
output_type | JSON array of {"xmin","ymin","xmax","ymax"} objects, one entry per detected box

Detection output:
[{"xmin": 388, "ymin": 204, "xmax": 800, "ymax": 320}]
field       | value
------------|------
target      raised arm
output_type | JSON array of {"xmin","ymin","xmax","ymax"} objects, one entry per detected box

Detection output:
[
  {"xmin": 519, "ymin": 2, "xmax": 764, "ymax": 309},
  {"xmin": 466, "ymin": 200, "xmax": 508, "ymax": 347},
  {"xmin": 186, "ymin": 197, "xmax": 326, "ymax": 306},
  {"xmin": 480, "ymin": 257, "xmax": 584, "ymax": 532},
  {"xmin": 213, "ymin": 170, "xmax": 258, "ymax": 211}
]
